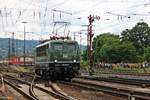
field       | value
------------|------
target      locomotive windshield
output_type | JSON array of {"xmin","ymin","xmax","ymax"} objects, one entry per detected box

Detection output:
[
  {"xmin": 53, "ymin": 43, "xmax": 63, "ymax": 50},
  {"xmin": 65, "ymin": 43, "xmax": 76, "ymax": 50},
  {"xmin": 53, "ymin": 42, "xmax": 77, "ymax": 51},
  {"xmin": 50, "ymin": 41, "xmax": 79, "ymax": 61}
]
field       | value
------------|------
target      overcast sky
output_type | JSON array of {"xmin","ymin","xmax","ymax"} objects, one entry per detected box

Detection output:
[{"xmin": 0, "ymin": 0, "xmax": 150, "ymax": 44}]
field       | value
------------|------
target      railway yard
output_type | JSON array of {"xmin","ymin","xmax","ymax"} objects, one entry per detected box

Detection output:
[
  {"xmin": 1, "ymin": 1, "xmax": 150, "ymax": 100},
  {"xmin": 0, "ymin": 64, "xmax": 150, "ymax": 100}
]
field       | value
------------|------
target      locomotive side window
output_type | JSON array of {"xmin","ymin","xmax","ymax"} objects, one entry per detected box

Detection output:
[
  {"xmin": 36, "ymin": 44, "xmax": 49, "ymax": 56},
  {"xmin": 53, "ymin": 44, "xmax": 63, "ymax": 50}
]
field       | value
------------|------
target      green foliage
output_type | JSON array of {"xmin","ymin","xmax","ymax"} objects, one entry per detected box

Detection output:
[
  {"xmin": 93, "ymin": 33, "xmax": 119, "ymax": 49},
  {"xmin": 137, "ymin": 55, "xmax": 144, "ymax": 63},
  {"xmin": 144, "ymin": 46, "xmax": 150, "ymax": 62},
  {"xmin": 98, "ymin": 41, "xmax": 120, "ymax": 63},
  {"xmin": 112, "ymin": 67, "xmax": 149, "ymax": 73},
  {"xmin": 93, "ymin": 33, "xmax": 120, "ymax": 62},
  {"xmin": 80, "ymin": 60, "xmax": 90, "ymax": 72},
  {"xmin": 118, "ymin": 42, "xmax": 137, "ymax": 62},
  {"xmin": 98, "ymin": 41, "xmax": 137, "ymax": 63},
  {"xmin": 81, "ymin": 50, "xmax": 88, "ymax": 61},
  {"xmin": 121, "ymin": 22, "xmax": 150, "ymax": 54},
  {"xmin": 92, "ymin": 33, "xmax": 137, "ymax": 63}
]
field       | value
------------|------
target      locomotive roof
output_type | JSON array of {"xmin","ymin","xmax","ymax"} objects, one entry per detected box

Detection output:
[
  {"xmin": 51, "ymin": 40, "xmax": 77, "ymax": 43},
  {"xmin": 36, "ymin": 40, "xmax": 78, "ymax": 48}
]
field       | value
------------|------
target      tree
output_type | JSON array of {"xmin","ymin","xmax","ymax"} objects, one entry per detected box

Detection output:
[
  {"xmin": 92, "ymin": 33, "xmax": 138, "ymax": 63},
  {"xmin": 92, "ymin": 33, "xmax": 120, "ymax": 62},
  {"xmin": 121, "ymin": 22, "xmax": 150, "ymax": 54},
  {"xmin": 118, "ymin": 42, "xmax": 137, "ymax": 63},
  {"xmin": 98, "ymin": 41, "xmax": 120, "ymax": 63},
  {"xmin": 144, "ymin": 46, "xmax": 150, "ymax": 63},
  {"xmin": 93, "ymin": 33, "xmax": 119, "ymax": 49},
  {"xmin": 98, "ymin": 41, "xmax": 137, "ymax": 63}
]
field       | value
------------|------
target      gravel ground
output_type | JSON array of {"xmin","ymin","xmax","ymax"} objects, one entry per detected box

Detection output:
[
  {"xmin": 0, "ymin": 85, "xmax": 26, "ymax": 100},
  {"xmin": 58, "ymin": 83, "xmax": 126, "ymax": 100}
]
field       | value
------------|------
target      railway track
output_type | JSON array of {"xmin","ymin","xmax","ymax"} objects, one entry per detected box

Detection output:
[
  {"xmin": 29, "ymin": 75, "xmax": 41, "ymax": 100},
  {"xmin": 81, "ymin": 71, "xmax": 150, "ymax": 84},
  {"xmin": 97, "ymin": 72, "xmax": 150, "ymax": 76},
  {"xmin": 1, "ymin": 67, "xmax": 75, "ymax": 99},
  {"xmin": 58, "ymin": 78, "xmax": 150, "ymax": 100},
  {"xmin": 78, "ymin": 75, "xmax": 150, "ymax": 87},
  {"xmin": 0, "ymin": 74, "xmax": 5, "ymax": 92},
  {"xmin": 4, "ymin": 79, "xmax": 36, "ymax": 100},
  {"xmin": 0, "ymin": 74, "xmax": 9, "ymax": 100},
  {"xmin": 3, "ymin": 74, "xmax": 75, "ymax": 100}
]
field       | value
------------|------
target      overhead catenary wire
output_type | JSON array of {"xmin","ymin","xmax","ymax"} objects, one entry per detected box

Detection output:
[
  {"xmin": 72, "ymin": 1, "xmax": 150, "ymax": 20},
  {"xmin": 4, "ymin": 8, "xmax": 9, "ymax": 27},
  {"xmin": 0, "ymin": 10, "xmax": 5, "ymax": 32},
  {"xmin": 41, "ymin": 0, "xmax": 49, "ymax": 35},
  {"xmin": 14, "ymin": 0, "xmax": 34, "ymax": 24},
  {"xmin": 20, "ymin": 0, "xmax": 69, "ymax": 11}
]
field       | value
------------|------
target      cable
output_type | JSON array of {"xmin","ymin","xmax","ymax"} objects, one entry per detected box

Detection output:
[
  {"xmin": 20, "ymin": 0, "xmax": 68, "ymax": 10},
  {"xmin": 73, "ymin": 0, "xmax": 106, "ymax": 14},
  {"xmin": 73, "ymin": 1, "xmax": 150, "ymax": 18},
  {"xmin": 4, "ymin": 8, "xmax": 9, "ymax": 28},
  {"xmin": 40, "ymin": 0, "xmax": 49, "ymax": 34},
  {"xmin": 0, "ymin": 10, "xmax": 5, "ymax": 32},
  {"xmin": 132, "ymin": 13, "xmax": 150, "ymax": 16},
  {"xmin": 44, "ymin": 0, "xmax": 49, "ymax": 17},
  {"xmin": 14, "ymin": 0, "xmax": 34, "ymax": 24}
]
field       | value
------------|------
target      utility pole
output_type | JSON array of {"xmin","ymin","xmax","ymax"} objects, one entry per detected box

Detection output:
[
  {"xmin": 12, "ymin": 32, "xmax": 15, "ymax": 56},
  {"xmin": 87, "ymin": 15, "xmax": 100, "ymax": 75},
  {"xmin": 22, "ymin": 21, "xmax": 27, "ymax": 66},
  {"xmin": 8, "ymin": 38, "xmax": 11, "ymax": 63},
  {"xmin": 74, "ymin": 32, "xmax": 76, "ymax": 40},
  {"xmin": 78, "ymin": 32, "xmax": 82, "ymax": 52}
]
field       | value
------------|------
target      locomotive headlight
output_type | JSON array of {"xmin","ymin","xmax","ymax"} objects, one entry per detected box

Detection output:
[
  {"xmin": 54, "ymin": 60, "xmax": 57, "ymax": 62},
  {"xmin": 73, "ymin": 60, "xmax": 76, "ymax": 62}
]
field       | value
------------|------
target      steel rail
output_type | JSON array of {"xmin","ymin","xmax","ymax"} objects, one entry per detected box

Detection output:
[
  {"xmin": 4, "ymin": 74, "xmax": 73, "ymax": 100},
  {"xmin": 72, "ymin": 79, "xmax": 150, "ymax": 100},
  {"xmin": 97, "ymin": 72, "xmax": 150, "ymax": 76},
  {"xmin": 29, "ymin": 74, "xmax": 40, "ymax": 100},
  {"xmin": 77, "ymin": 76, "xmax": 150, "ymax": 87},
  {"xmin": 0, "ymin": 74, "xmax": 5, "ymax": 92},
  {"xmin": 50, "ymin": 81, "xmax": 75, "ymax": 100},
  {"xmin": 4, "ymin": 79, "xmax": 36, "ymax": 100},
  {"xmin": 58, "ymin": 79, "xmax": 150, "ymax": 100}
]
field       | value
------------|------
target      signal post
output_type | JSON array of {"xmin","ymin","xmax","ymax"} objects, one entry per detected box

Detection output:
[{"xmin": 87, "ymin": 15, "xmax": 100, "ymax": 75}]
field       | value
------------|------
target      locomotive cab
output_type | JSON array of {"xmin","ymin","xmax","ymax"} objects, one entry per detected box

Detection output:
[{"xmin": 35, "ymin": 40, "xmax": 80, "ymax": 79}]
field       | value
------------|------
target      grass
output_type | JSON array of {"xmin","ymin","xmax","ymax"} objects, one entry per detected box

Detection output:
[{"xmin": 113, "ymin": 67, "xmax": 146, "ymax": 73}]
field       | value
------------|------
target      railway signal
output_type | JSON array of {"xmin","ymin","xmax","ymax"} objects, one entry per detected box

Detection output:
[{"xmin": 87, "ymin": 14, "xmax": 100, "ymax": 75}]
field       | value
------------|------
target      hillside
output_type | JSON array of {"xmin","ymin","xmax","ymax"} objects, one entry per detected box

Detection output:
[
  {"xmin": 0, "ymin": 38, "xmax": 39, "ymax": 59},
  {"xmin": 0, "ymin": 38, "xmax": 86, "ymax": 59}
]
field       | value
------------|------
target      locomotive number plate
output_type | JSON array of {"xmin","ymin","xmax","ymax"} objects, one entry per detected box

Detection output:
[{"xmin": 63, "ymin": 54, "xmax": 68, "ymax": 58}]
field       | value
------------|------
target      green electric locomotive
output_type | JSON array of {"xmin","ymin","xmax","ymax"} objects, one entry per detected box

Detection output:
[{"xmin": 35, "ymin": 39, "xmax": 80, "ymax": 80}]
